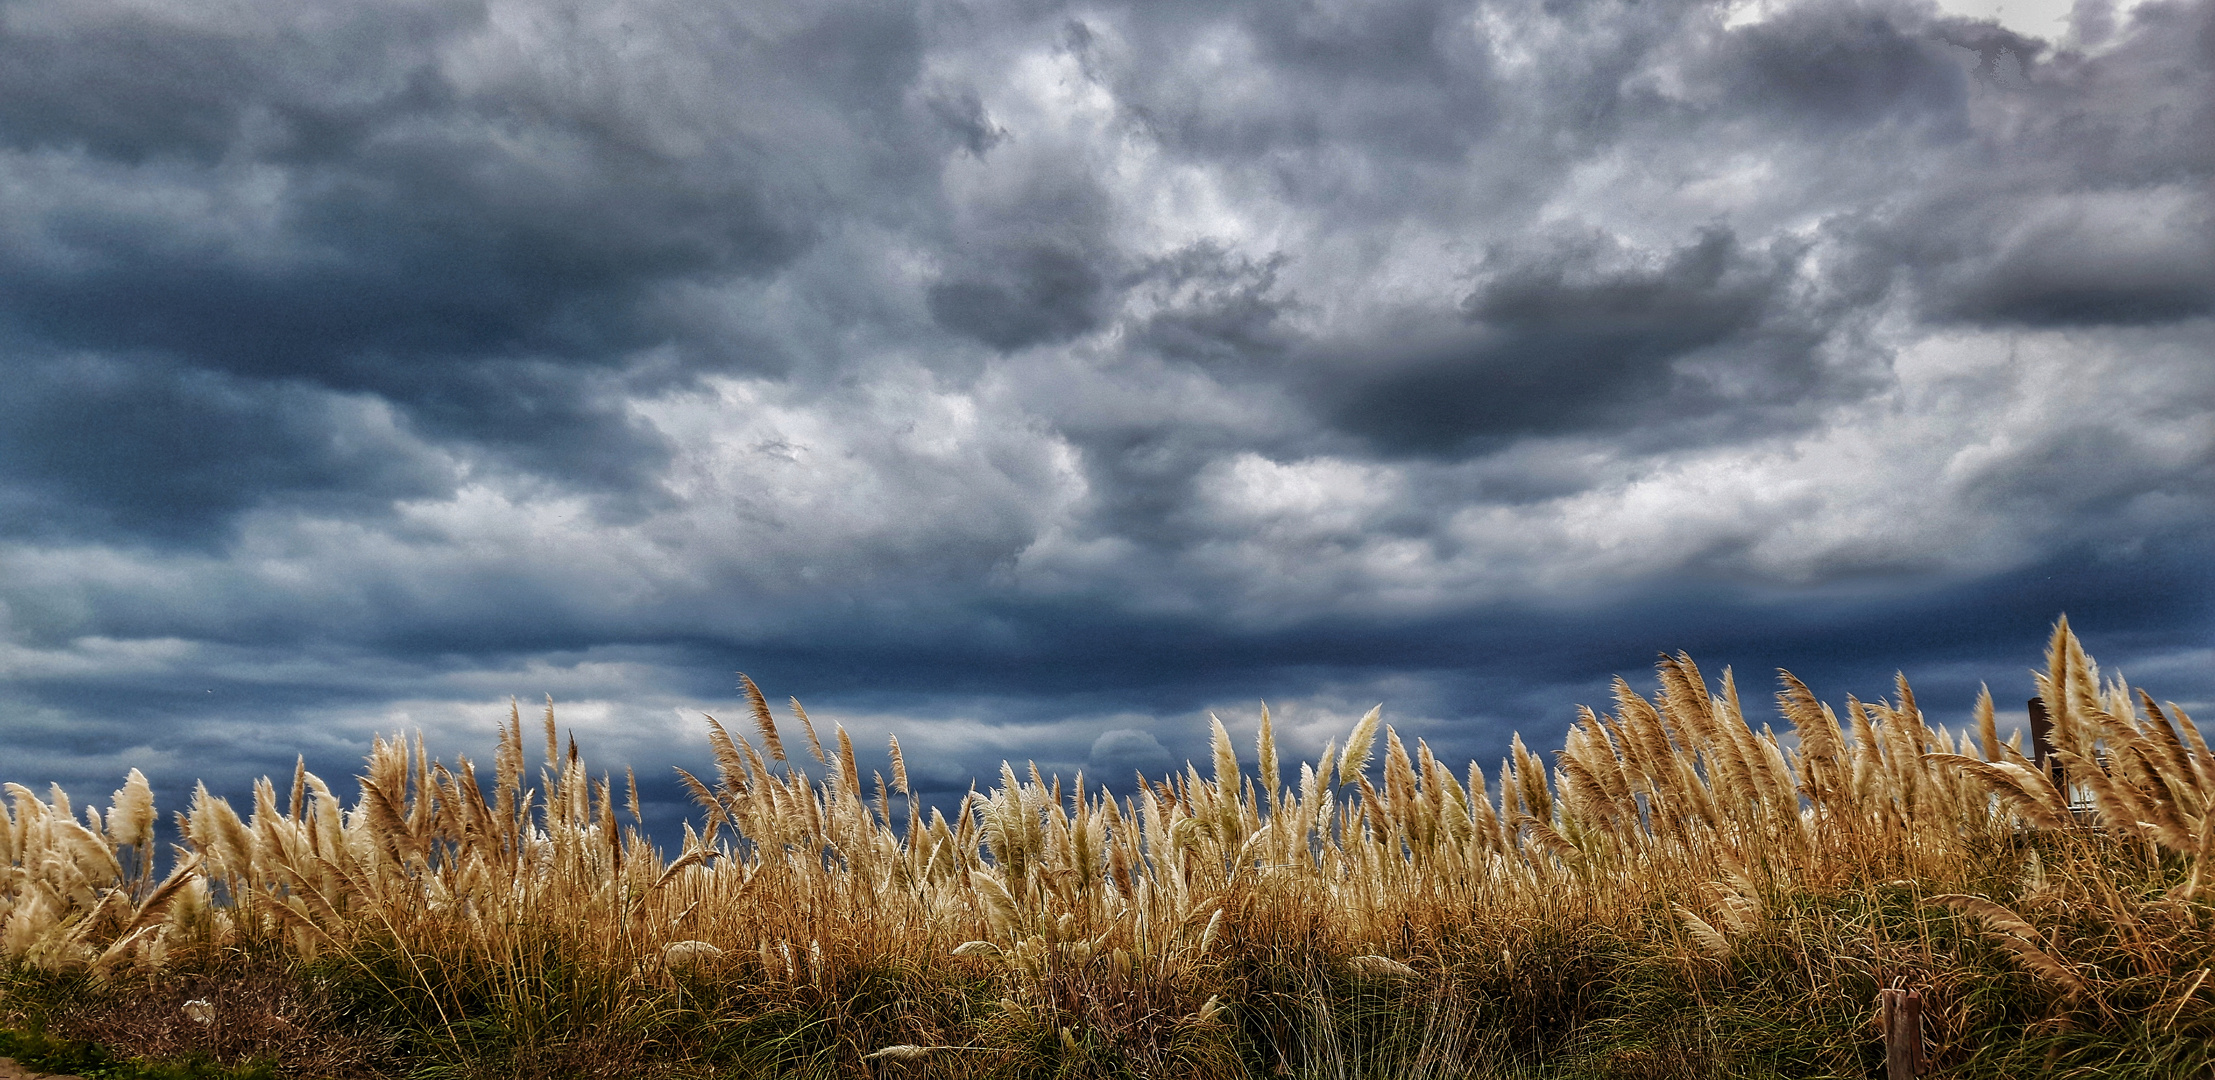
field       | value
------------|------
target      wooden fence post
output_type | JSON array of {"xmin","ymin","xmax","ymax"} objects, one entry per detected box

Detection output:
[
  {"xmin": 2027, "ymin": 697, "xmax": 2053, "ymax": 774},
  {"xmin": 2028, "ymin": 696, "xmax": 2067, "ymax": 800},
  {"xmin": 1879, "ymin": 986, "xmax": 1924, "ymax": 1079}
]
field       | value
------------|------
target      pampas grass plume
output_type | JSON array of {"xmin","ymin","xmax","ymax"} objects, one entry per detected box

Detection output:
[{"xmin": 107, "ymin": 768, "xmax": 156, "ymax": 849}]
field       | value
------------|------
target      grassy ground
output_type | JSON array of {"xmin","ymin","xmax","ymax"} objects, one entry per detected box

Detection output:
[{"xmin": 8, "ymin": 824, "xmax": 2211, "ymax": 1078}]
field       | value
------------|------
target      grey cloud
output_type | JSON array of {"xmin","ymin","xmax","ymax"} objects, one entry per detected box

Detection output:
[
  {"xmin": 925, "ymin": 152, "xmax": 1123, "ymax": 351},
  {"xmin": 1919, "ymin": 195, "xmax": 2215, "ymax": 326},
  {"xmin": 1132, "ymin": 0, "xmax": 1499, "ymax": 163},
  {"xmin": 0, "ymin": 2, "xmax": 477, "ymax": 166},
  {"xmin": 389, "ymin": 359, "xmax": 679, "ymax": 502},
  {"xmin": 0, "ymin": 0, "xmax": 938, "ymax": 523},
  {"xmin": 928, "ymin": 242, "xmax": 1110, "ymax": 350},
  {"xmin": 1935, "ymin": 18, "xmax": 2048, "ymax": 86},
  {"xmin": 1322, "ymin": 227, "xmax": 1821, "ymax": 455},
  {"xmin": 924, "ymin": 86, "xmax": 1007, "ymax": 157},
  {"xmin": 1062, "ymin": 0, "xmax": 1511, "ymax": 227},
  {"xmin": 1085, "ymin": 727, "xmax": 1173, "ymax": 780},
  {"xmin": 1956, "ymin": 398, "xmax": 2215, "ymax": 523},
  {"xmin": 1843, "ymin": 5, "xmax": 2215, "ymax": 328},
  {"xmin": 0, "ymin": 0, "xmax": 2211, "ymax": 841},
  {"xmin": 1720, "ymin": 5, "xmax": 1971, "ymax": 129},
  {"xmin": 0, "ymin": 352, "xmax": 455, "ymax": 544},
  {"xmin": 1129, "ymin": 244, "xmax": 1298, "ymax": 366}
]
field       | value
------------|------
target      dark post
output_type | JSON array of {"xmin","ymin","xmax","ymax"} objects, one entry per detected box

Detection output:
[
  {"xmin": 1879, "ymin": 987, "xmax": 1925, "ymax": 1079},
  {"xmin": 2028, "ymin": 696, "xmax": 2064, "ymax": 794}
]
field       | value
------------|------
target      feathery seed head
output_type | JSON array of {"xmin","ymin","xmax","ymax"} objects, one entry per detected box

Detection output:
[
  {"xmin": 1339, "ymin": 706, "xmax": 1382, "ymax": 784},
  {"xmin": 740, "ymin": 675, "xmax": 786, "ymax": 763},
  {"xmin": 1256, "ymin": 703, "xmax": 1279, "ymax": 797},
  {"xmin": 107, "ymin": 769, "xmax": 156, "ymax": 850},
  {"xmin": 865, "ymin": 1045, "xmax": 934, "ymax": 1063},
  {"xmin": 663, "ymin": 940, "xmax": 723, "ymax": 971},
  {"xmin": 1210, "ymin": 714, "xmax": 1239, "ymax": 788},
  {"xmin": 1347, "ymin": 954, "xmax": 1417, "ymax": 980}
]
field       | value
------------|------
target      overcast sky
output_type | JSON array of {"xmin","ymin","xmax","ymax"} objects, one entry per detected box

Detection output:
[{"xmin": 2, "ymin": 0, "xmax": 2209, "ymax": 836}]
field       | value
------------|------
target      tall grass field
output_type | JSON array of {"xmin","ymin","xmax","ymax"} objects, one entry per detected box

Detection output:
[{"xmin": 3, "ymin": 618, "xmax": 2212, "ymax": 1078}]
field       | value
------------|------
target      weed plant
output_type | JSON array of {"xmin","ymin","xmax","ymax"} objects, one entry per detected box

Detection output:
[{"xmin": 3, "ymin": 619, "xmax": 2213, "ymax": 1078}]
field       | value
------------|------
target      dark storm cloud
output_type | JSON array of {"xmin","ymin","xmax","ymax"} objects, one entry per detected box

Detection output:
[
  {"xmin": 1128, "ymin": 245, "xmax": 1298, "ymax": 367},
  {"xmin": 928, "ymin": 243, "xmax": 1111, "ymax": 351},
  {"xmin": 1839, "ymin": 5, "xmax": 2215, "ymax": 329},
  {"xmin": 923, "ymin": 86, "xmax": 1007, "ymax": 158},
  {"xmin": 924, "ymin": 152, "xmax": 1123, "ymax": 351},
  {"xmin": 1922, "ymin": 199, "xmax": 2215, "ymax": 326},
  {"xmin": 0, "ymin": 0, "xmax": 806, "ymax": 366},
  {"xmin": 1109, "ymin": 0, "xmax": 1500, "ymax": 165},
  {"xmin": 0, "ymin": 3, "xmax": 470, "ymax": 166},
  {"xmin": 1323, "ymin": 227, "xmax": 1827, "ymax": 455},
  {"xmin": 0, "ymin": 352, "xmax": 455, "ymax": 544},
  {"xmin": 1, "ymin": 0, "xmax": 2212, "ymax": 837},
  {"xmin": 0, "ymin": 0, "xmax": 931, "ymax": 521},
  {"xmin": 1721, "ymin": 4, "xmax": 1972, "ymax": 128}
]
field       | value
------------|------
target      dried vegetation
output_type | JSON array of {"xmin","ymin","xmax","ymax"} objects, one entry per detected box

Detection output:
[{"xmin": 3, "ymin": 619, "xmax": 2213, "ymax": 1078}]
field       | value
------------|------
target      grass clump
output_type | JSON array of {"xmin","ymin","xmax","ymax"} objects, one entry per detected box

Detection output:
[
  {"xmin": 5, "ymin": 618, "xmax": 2215, "ymax": 1077},
  {"xmin": 0, "ymin": 1011, "xmax": 281, "ymax": 1079}
]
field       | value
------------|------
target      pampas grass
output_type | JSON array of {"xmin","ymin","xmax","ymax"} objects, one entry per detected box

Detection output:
[{"xmin": 3, "ymin": 619, "xmax": 2214, "ymax": 1078}]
